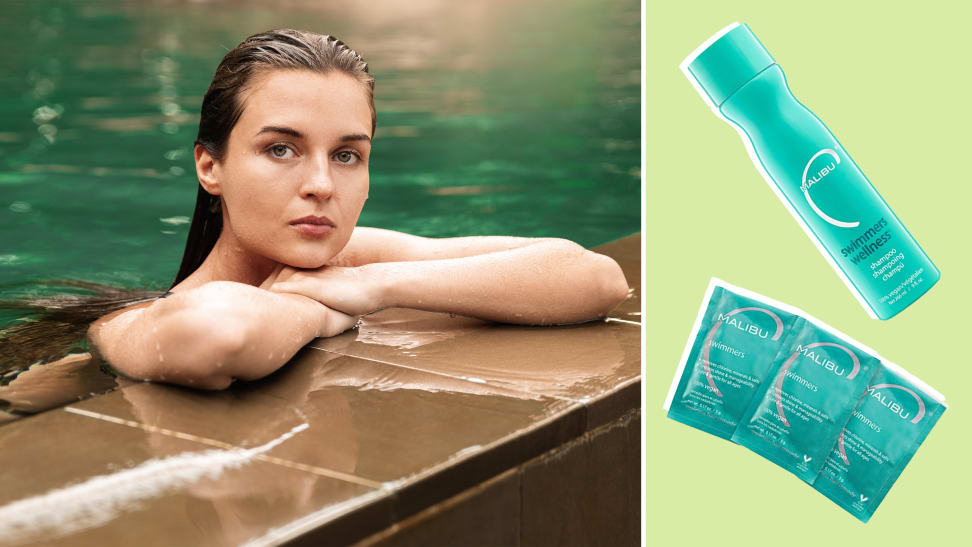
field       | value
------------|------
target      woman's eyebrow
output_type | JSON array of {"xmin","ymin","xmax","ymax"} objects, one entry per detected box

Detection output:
[
  {"xmin": 256, "ymin": 127, "xmax": 370, "ymax": 143},
  {"xmin": 341, "ymin": 133, "xmax": 371, "ymax": 143},
  {"xmin": 257, "ymin": 126, "xmax": 303, "ymax": 138}
]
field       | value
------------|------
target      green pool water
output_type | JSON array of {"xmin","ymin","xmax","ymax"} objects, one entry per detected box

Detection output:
[{"xmin": 0, "ymin": 0, "xmax": 640, "ymax": 296}]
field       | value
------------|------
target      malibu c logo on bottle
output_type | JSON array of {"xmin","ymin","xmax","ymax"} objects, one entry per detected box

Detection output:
[{"xmin": 800, "ymin": 148, "xmax": 860, "ymax": 229}]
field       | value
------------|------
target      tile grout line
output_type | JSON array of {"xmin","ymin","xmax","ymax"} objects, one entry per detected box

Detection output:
[
  {"xmin": 250, "ymin": 455, "xmax": 383, "ymax": 490},
  {"xmin": 63, "ymin": 407, "xmax": 384, "ymax": 490},
  {"xmin": 65, "ymin": 407, "xmax": 238, "ymax": 449}
]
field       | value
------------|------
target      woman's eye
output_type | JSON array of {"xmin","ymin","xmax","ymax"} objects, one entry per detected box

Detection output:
[
  {"xmin": 269, "ymin": 144, "xmax": 294, "ymax": 159},
  {"xmin": 334, "ymin": 150, "xmax": 358, "ymax": 164}
]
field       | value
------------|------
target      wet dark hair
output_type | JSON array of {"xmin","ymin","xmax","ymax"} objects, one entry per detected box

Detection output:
[
  {"xmin": 0, "ymin": 29, "xmax": 375, "ymax": 381},
  {"xmin": 0, "ymin": 281, "xmax": 162, "ymax": 384}
]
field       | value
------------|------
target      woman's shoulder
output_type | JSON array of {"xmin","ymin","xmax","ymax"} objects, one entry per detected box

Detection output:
[
  {"xmin": 88, "ymin": 288, "xmax": 179, "ymax": 343},
  {"xmin": 89, "ymin": 297, "xmax": 159, "ymax": 335}
]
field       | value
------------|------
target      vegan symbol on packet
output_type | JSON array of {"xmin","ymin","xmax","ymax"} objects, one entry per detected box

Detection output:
[{"xmin": 815, "ymin": 362, "xmax": 946, "ymax": 522}]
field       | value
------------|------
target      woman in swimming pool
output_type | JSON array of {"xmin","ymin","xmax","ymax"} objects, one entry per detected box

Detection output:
[{"xmin": 80, "ymin": 29, "xmax": 630, "ymax": 390}]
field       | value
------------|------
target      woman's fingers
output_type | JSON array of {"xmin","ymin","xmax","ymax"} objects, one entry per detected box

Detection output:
[{"xmin": 323, "ymin": 308, "xmax": 359, "ymax": 337}]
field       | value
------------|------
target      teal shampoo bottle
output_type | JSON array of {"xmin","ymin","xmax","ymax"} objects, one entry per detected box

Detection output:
[{"xmin": 682, "ymin": 23, "xmax": 938, "ymax": 319}]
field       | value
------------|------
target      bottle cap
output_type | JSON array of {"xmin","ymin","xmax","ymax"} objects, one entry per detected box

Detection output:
[{"xmin": 682, "ymin": 23, "xmax": 775, "ymax": 107}]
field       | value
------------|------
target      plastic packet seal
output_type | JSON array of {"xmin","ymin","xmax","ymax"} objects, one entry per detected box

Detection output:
[
  {"xmin": 664, "ymin": 278, "xmax": 800, "ymax": 439},
  {"xmin": 813, "ymin": 359, "xmax": 947, "ymax": 522}
]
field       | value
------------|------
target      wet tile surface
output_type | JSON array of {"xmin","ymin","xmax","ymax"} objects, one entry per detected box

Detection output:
[
  {"xmin": 312, "ymin": 316, "xmax": 640, "ymax": 406},
  {"xmin": 0, "ymin": 411, "xmax": 20, "ymax": 426},
  {"xmin": 69, "ymin": 350, "xmax": 581, "ymax": 487},
  {"xmin": 0, "ymin": 408, "xmax": 383, "ymax": 547}
]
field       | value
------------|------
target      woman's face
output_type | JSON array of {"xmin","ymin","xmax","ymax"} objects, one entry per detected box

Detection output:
[{"xmin": 208, "ymin": 69, "xmax": 372, "ymax": 268}]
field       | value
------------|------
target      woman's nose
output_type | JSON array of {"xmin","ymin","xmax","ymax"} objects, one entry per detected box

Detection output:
[{"xmin": 299, "ymin": 156, "xmax": 335, "ymax": 199}]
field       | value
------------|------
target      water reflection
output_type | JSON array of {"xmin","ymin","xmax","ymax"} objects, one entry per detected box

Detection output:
[
  {"xmin": 0, "ymin": 355, "xmax": 108, "ymax": 409},
  {"xmin": 104, "ymin": 356, "xmax": 361, "ymax": 475},
  {"xmin": 0, "ymin": 335, "xmax": 595, "ymax": 544},
  {"xmin": 65, "ymin": 346, "xmax": 578, "ymax": 478},
  {"xmin": 317, "ymin": 307, "xmax": 639, "ymax": 400},
  {"xmin": 0, "ymin": 419, "xmax": 310, "ymax": 545}
]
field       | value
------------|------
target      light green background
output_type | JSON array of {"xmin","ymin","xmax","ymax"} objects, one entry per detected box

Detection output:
[{"xmin": 645, "ymin": 1, "xmax": 970, "ymax": 542}]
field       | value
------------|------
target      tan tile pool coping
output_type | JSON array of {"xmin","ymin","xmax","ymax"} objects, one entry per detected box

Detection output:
[{"xmin": 0, "ymin": 233, "xmax": 641, "ymax": 546}]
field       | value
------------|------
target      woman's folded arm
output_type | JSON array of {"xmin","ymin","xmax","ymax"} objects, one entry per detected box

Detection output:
[
  {"xmin": 274, "ymin": 232, "xmax": 631, "ymax": 325},
  {"xmin": 87, "ymin": 281, "xmax": 355, "ymax": 390}
]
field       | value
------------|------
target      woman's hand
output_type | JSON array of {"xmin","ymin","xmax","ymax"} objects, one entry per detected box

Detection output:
[
  {"xmin": 308, "ymin": 295, "xmax": 361, "ymax": 337},
  {"xmin": 261, "ymin": 263, "xmax": 385, "ymax": 317}
]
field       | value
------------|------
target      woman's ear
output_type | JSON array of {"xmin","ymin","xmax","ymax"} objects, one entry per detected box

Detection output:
[{"xmin": 194, "ymin": 144, "xmax": 221, "ymax": 195}]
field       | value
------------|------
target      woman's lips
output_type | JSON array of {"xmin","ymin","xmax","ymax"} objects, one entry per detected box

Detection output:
[
  {"xmin": 290, "ymin": 215, "xmax": 335, "ymax": 237},
  {"xmin": 291, "ymin": 223, "xmax": 334, "ymax": 237}
]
